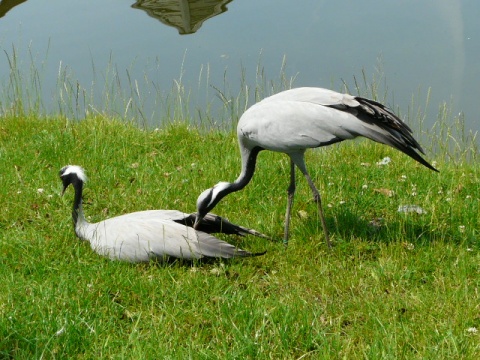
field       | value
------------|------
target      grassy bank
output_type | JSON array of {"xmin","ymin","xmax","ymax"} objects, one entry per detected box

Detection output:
[{"xmin": 0, "ymin": 113, "xmax": 479, "ymax": 358}]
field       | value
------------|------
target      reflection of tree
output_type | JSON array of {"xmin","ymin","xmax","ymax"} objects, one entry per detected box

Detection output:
[
  {"xmin": 0, "ymin": 0, "xmax": 27, "ymax": 18},
  {"xmin": 132, "ymin": 0, "xmax": 232, "ymax": 35}
]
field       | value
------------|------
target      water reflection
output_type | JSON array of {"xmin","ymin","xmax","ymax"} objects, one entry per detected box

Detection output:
[
  {"xmin": 0, "ymin": 0, "xmax": 27, "ymax": 18},
  {"xmin": 132, "ymin": 0, "xmax": 232, "ymax": 34},
  {"xmin": 437, "ymin": 0, "xmax": 465, "ymax": 111}
]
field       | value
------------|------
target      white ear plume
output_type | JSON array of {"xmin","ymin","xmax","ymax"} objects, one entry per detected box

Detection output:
[{"xmin": 61, "ymin": 165, "xmax": 87, "ymax": 182}]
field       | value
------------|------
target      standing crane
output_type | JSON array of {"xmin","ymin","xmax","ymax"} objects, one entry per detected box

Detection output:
[{"xmin": 194, "ymin": 87, "xmax": 438, "ymax": 247}]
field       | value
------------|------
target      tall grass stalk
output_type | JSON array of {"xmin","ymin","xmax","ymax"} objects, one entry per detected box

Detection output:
[
  {"xmin": 0, "ymin": 44, "xmax": 477, "ymax": 159},
  {"xmin": 1, "ymin": 44, "xmax": 47, "ymax": 117},
  {"xmin": 341, "ymin": 61, "xmax": 478, "ymax": 164},
  {"xmin": 209, "ymin": 53, "xmax": 297, "ymax": 131}
]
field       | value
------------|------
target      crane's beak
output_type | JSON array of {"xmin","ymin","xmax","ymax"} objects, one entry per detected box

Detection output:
[{"xmin": 61, "ymin": 184, "xmax": 69, "ymax": 196}]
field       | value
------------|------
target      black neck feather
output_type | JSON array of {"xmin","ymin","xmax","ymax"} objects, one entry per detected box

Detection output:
[
  {"xmin": 231, "ymin": 146, "xmax": 262, "ymax": 192},
  {"xmin": 71, "ymin": 178, "xmax": 84, "ymax": 227}
]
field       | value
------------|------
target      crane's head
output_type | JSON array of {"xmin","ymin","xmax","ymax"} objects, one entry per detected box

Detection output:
[
  {"xmin": 194, "ymin": 182, "xmax": 231, "ymax": 229},
  {"xmin": 59, "ymin": 165, "xmax": 87, "ymax": 195}
]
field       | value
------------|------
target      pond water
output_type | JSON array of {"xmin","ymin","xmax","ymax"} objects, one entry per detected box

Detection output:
[{"xmin": 0, "ymin": 0, "xmax": 478, "ymax": 135}]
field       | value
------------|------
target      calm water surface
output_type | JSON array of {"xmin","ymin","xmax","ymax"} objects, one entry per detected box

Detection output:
[{"xmin": 0, "ymin": 0, "xmax": 478, "ymax": 133}]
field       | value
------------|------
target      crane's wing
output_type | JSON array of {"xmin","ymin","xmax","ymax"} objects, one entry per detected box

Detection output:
[
  {"xmin": 179, "ymin": 212, "xmax": 272, "ymax": 239},
  {"xmin": 78, "ymin": 213, "xmax": 264, "ymax": 262},
  {"xmin": 99, "ymin": 209, "xmax": 271, "ymax": 239}
]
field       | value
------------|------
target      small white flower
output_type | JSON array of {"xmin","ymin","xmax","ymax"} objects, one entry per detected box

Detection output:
[
  {"xmin": 405, "ymin": 243, "xmax": 415, "ymax": 250},
  {"xmin": 339, "ymin": 200, "xmax": 346, "ymax": 205},
  {"xmin": 466, "ymin": 327, "xmax": 478, "ymax": 334},
  {"xmin": 37, "ymin": 188, "xmax": 44, "ymax": 194},
  {"xmin": 362, "ymin": 184, "xmax": 368, "ymax": 189},
  {"xmin": 55, "ymin": 326, "xmax": 66, "ymax": 336},
  {"xmin": 459, "ymin": 225, "xmax": 465, "ymax": 233},
  {"xmin": 376, "ymin": 157, "xmax": 391, "ymax": 166}
]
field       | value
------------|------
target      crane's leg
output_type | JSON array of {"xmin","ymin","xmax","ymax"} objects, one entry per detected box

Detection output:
[
  {"xmin": 284, "ymin": 159, "xmax": 296, "ymax": 246},
  {"xmin": 303, "ymin": 172, "xmax": 331, "ymax": 248},
  {"xmin": 289, "ymin": 153, "xmax": 331, "ymax": 248}
]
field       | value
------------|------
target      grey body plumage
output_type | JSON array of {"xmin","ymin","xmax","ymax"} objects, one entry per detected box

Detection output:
[
  {"xmin": 194, "ymin": 87, "xmax": 438, "ymax": 247},
  {"xmin": 60, "ymin": 165, "xmax": 265, "ymax": 262}
]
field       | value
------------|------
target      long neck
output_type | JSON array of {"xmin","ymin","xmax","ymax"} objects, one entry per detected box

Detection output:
[
  {"xmin": 197, "ymin": 144, "xmax": 262, "ymax": 220},
  {"xmin": 230, "ymin": 145, "xmax": 262, "ymax": 192},
  {"xmin": 72, "ymin": 179, "xmax": 87, "ymax": 230}
]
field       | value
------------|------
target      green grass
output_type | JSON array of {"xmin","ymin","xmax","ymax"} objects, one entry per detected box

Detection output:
[{"xmin": 0, "ymin": 113, "xmax": 479, "ymax": 359}]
